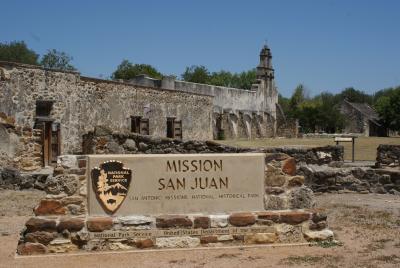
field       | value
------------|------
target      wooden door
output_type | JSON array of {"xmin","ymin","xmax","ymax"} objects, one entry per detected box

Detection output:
[
  {"xmin": 140, "ymin": 118, "xmax": 149, "ymax": 135},
  {"xmin": 174, "ymin": 120, "xmax": 182, "ymax": 140},
  {"xmin": 43, "ymin": 122, "xmax": 52, "ymax": 166},
  {"xmin": 42, "ymin": 122, "xmax": 60, "ymax": 166},
  {"xmin": 167, "ymin": 118, "xmax": 175, "ymax": 138}
]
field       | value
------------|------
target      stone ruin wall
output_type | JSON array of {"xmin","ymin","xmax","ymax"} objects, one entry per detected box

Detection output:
[
  {"xmin": 0, "ymin": 115, "xmax": 43, "ymax": 172},
  {"xmin": 81, "ymin": 126, "xmax": 342, "ymax": 165},
  {"xmin": 0, "ymin": 62, "xmax": 213, "ymax": 157},
  {"xmin": 130, "ymin": 75, "xmax": 279, "ymax": 139},
  {"xmin": 376, "ymin": 144, "xmax": 400, "ymax": 168},
  {"xmin": 299, "ymin": 144, "xmax": 400, "ymax": 195},
  {"xmin": 340, "ymin": 101, "xmax": 368, "ymax": 136}
]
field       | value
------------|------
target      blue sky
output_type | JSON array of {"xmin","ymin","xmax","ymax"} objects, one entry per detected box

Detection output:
[{"xmin": 1, "ymin": 0, "xmax": 399, "ymax": 97}]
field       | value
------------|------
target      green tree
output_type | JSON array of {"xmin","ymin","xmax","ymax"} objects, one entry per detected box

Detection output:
[
  {"xmin": 375, "ymin": 87, "xmax": 400, "ymax": 131},
  {"xmin": 209, "ymin": 70, "xmax": 233, "ymax": 87},
  {"xmin": 40, "ymin": 49, "xmax": 76, "ymax": 71},
  {"xmin": 288, "ymin": 84, "xmax": 306, "ymax": 118},
  {"xmin": 336, "ymin": 87, "xmax": 372, "ymax": 104},
  {"xmin": 278, "ymin": 94, "xmax": 290, "ymax": 116},
  {"xmin": 234, "ymin": 69, "xmax": 257, "ymax": 89},
  {"xmin": 181, "ymin": 65, "xmax": 210, "ymax": 84},
  {"xmin": 112, "ymin": 60, "xmax": 163, "ymax": 80},
  {"xmin": 0, "ymin": 41, "xmax": 39, "ymax": 65}
]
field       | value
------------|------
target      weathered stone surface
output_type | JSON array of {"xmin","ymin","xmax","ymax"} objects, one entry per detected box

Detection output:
[
  {"xmin": 288, "ymin": 176, "xmax": 305, "ymax": 187},
  {"xmin": 53, "ymin": 166, "xmax": 64, "ymax": 176},
  {"xmin": 25, "ymin": 231, "xmax": 56, "ymax": 245},
  {"xmin": 256, "ymin": 212, "xmax": 280, "ymax": 222},
  {"xmin": 66, "ymin": 204, "xmax": 83, "ymax": 215},
  {"xmin": 303, "ymin": 229, "xmax": 334, "ymax": 241},
  {"xmin": 265, "ymin": 164, "xmax": 287, "ymax": 187},
  {"xmin": 210, "ymin": 215, "xmax": 228, "ymax": 228},
  {"xmin": 217, "ymin": 235, "xmax": 234, "ymax": 242},
  {"xmin": 123, "ymin": 139, "xmax": 137, "ymax": 151},
  {"xmin": 282, "ymin": 157, "xmax": 296, "ymax": 176},
  {"xmin": 312, "ymin": 211, "xmax": 327, "ymax": 223},
  {"xmin": 17, "ymin": 242, "xmax": 47, "ymax": 255},
  {"xmin": 194, "ymin": 216, "xmax": 210, "ymax": 229},
  {"xmin": 276, "ymin": 224, "xmax": 304, "ymax": 243},
  {"xmin": 34, "ymin": 199, "xmax": 66, "ymax": 215},
  {"xmin": 57, "ymin": 155, "xmax": 77, "ymax": 169},
  {"xmin": 264, "ymin": 153, "xmax": 289, "ymax": 163},
  {"xmin": 280, "ymin": 211, "xmax": 311, "ymax": 224},
  {"xmin": 265, "ymin": 187, "xmax": 285, "ymax": 195},
  {"xmin": 61, "ymin": 196, "xmax": 84, "ymax": 206},
  {"xmin": 48, "ymin": 239, "xmax": 79, "ymax": 253},
  {"xmin": 138, "ymin": 142, "xmax": 148, "ymax": 151},
  {"xmin": 135, "ymin": 239, "xmax": 154, "ymax": 248},
  {"xmin": 156, "ymin": 215, "xmax": 193, "ymax": 228},
  {"xmin": 57, "ymin": 218, "xmax": 85, "ymax": 232},
  {"xmin": 200, "ymin": 235, "xmax": 218, "ymax": 244},
  {"xmin": 77, "ymin": 159, "xmax": 87, "ymax": 168},
  {"xmin": 25, "ymin": 218, "xmax": 57, "ymax": 233},
  {"xmin": 264, "ymin": 194, "xmax": 288, "ymax": 210},
  {"xmin": 229, "ymin": 213, "xmax": 256, "ymax": 227},
  {"xmin": 109, "ymin": 242, "xmax": 132, "ymax": 251},
  {"xmin": 156, "ymin": 236, "xmax": 200, "ymax": 248},
  {"xmin": 45, "ymin": 174, "xmax": 79, "ymax": 195},
  {"xmin": 87, "ymin": 217, "xmax": 113, "ymax": 232},
  {"xmin": 309, "ymin": 221, "xmax": 327, "ymax": 230},
  {"xmin": 244, "ymin": 233, "xmax": 278, "ymax": 244},
  {"xmin": 119, "ymin": 216, "xmax": 153, "ymax": 226},
  {"xmin": 289, "ymin": 187, "xmax": 315, "ymax": 209}
]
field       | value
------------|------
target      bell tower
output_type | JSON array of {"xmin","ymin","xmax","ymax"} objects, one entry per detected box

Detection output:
[{"xmin": 256, "ymin": 45, "xmax": 274, "ymax": 81}]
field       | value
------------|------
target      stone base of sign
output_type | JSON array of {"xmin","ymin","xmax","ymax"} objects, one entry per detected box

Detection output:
[
  {"xmin": 16, "ymin": 152, "xmax": 334, "ymax": 255},
  {"xmin": 17, "ymin": 209, "xmax": 332, "ymax": 254}
]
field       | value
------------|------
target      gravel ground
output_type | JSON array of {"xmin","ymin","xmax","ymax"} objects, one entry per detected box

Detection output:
[{"xmin": 0, "ymin": 190, "xmax": 399, "ymax": 268}]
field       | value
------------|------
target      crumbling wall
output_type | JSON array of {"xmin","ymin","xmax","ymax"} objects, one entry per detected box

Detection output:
[
  {"xmin": 82, "ymin": 126, "xmax": 343, "ymax": 165},
  {"xmin": 0, "ymin": 114, "xmax": 42, "ymax": 171},
  {"xmin": 0, "ymin": 62, "xmax": 213, "ymax": 155},
  {"xmin": 376, "ymin": 144, "xmax": 400, "ymax": 168}
]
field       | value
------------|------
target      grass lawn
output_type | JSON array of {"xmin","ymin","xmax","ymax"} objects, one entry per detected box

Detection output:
[{"xmin": 217, "ymin": 137, "xmax": 400, "ymax": 161}]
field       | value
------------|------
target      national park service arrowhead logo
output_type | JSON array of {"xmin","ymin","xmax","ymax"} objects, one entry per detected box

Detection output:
[{"xmin": 91, "ymin": 161, "xmax": 132, "ymax": 215}]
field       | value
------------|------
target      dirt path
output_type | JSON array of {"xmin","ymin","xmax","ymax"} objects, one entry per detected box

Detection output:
[{"xmin": 0, "ymin": 190, "xmax": 399, "ymax": 268}]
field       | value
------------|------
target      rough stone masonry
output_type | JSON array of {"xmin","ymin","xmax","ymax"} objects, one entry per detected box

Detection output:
[{"xmin": 16, "ymin": 151, "xmax": 333, "ymax": 255}]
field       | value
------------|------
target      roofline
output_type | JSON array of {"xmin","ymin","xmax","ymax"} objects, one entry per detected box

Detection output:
[
  {"xmin": 0, "ymin": 61, "xmax": 79, "ymax": 74},
  {"xmin": 80, "ymin": 76, "xmax": 214, "ymax": 97},
  {"xmin": 0, "ymin": 61, "xmax": 213, "ymax": 98},
  {"xmin": 343, "ymin": 100, "xmax": 381, "ymax": 126}
]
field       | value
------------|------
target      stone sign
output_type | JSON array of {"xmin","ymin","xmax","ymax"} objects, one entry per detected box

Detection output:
[{"xmin": 88, "ymin": 153, "xmax": 265, "ymax": 215}]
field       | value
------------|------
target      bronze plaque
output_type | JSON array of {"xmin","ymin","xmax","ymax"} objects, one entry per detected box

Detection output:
[{"xmin": 91, "ymin": 160, "xmax": 132, "ymax": 215}]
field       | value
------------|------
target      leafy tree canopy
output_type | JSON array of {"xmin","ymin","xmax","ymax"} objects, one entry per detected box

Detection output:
[
  {"xmin": 40, "ymin": 49, "xmax": 76, "ymax": 71},
  {"xmin": 112, "ymin": 60, "xmax": 163, "ymax": 80},
  {"xmin": 375, "ymin": 87, "xmax": 400, "ymax": 131},
  {"xmin": 181, "ymin": 65, "xmax": 256, "ymax": 90},
  {"xmin": 0, "ymin": 41, "xmax": 39, "ymax": 65},
  {"xmin": 336, "ymin": 87, "xmax": 372, "ymax": 104},
  {"xmin": 182, "ymin": 65, "xmax": 210, "ymax": 84}
]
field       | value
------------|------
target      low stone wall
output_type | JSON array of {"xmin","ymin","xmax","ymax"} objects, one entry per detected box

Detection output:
[
  {"xmin": 82, "ymin": 126, "xmax": 343, "ymax": 166},
  {"xmin": 17, "ymin": 209, "xmax": 330, "ymax": 255},
  {"xmin": 300, "ymin": 164, "xmax": 400, "ymax": 195},
  {"xmin": 16, "ymin": 151, "xmax": 334, "ymax": 255},
  {"xmin": 376, "ymin": 144, "xmax": 400, "ymax": 167}
]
